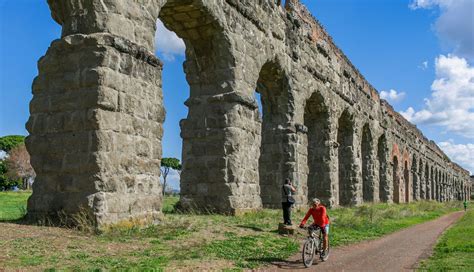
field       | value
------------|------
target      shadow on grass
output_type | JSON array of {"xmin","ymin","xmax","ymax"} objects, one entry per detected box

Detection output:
[
  {"xmin": 236, "ymin": 224, "xmax": 265, "ymax": 232},
  {"xmin": 0, "ymin": 216, "xmax": 27, "ymax": 224}
]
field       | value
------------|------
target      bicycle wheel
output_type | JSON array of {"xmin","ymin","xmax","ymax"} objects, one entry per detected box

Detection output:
[
  {"xmin": 302, "ymin": 238, "xmax": 316, "ymax": 268},
  {"xmin": 320, "ymin": 236, "xmax": 330, "ymax": 262}
]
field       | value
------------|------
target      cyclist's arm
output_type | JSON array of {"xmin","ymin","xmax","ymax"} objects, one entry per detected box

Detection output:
[
  {"xmin": 320, "ymin": 206, "xmax": 327, "ymax": 220},
  {"xmin": 300, "ymin": 209, "xmax": 312, "ymax": 227}
]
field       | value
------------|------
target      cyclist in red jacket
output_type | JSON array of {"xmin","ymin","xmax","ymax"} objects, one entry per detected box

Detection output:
[{"xmin": 299, "ymin": 198, "xmax": 330, "ymax": 255}]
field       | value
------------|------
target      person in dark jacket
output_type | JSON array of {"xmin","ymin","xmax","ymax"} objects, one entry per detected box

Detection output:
[{"xmin": 282, "ymin": 178, "xmax": 296, "ymax": 225}]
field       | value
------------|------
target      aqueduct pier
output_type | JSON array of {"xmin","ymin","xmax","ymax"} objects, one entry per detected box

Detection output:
[{"xmin": 26, "ymin": 0, "xmax": 471, "ymax": 226}]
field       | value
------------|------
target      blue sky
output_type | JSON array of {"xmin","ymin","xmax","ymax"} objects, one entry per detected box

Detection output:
[{"xmin": 1, "ymin": 1, "xmax": 473, "ymax": 188}]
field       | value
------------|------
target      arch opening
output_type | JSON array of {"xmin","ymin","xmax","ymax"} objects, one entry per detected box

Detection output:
[
  {"xmin": 337, "ymin": 110, "xmax": 355, "ymax": 206},
  {"xmin": 418, "ymin": 159, "xmax": 424, "ymax": 199},
  {"xmin": 256, "ymin": 61, "xmax": 290, "ymax": 208},
  {"xmin": 304, "ymin": 92, "xmax": 330, "ymax": 205},
  {"xmin": 393, "ymin": 156, "xmax": 400, "ymax": 204},
  {"xmin": 411, "ymin": 155, "xmax": 418, "ymax": 201},
  {"xmin": 425, "ymin": 164, "xmax": 430, "ymax": 200},
  {"xmin": 377, "ymin": 134, "xmax": 388, "ymax": 202},
  {"xmin": 430, "ymin": 166, "xmax": 434, "ymax": 200},
  {"xmin": 431, "ymin": 168, "xmax": 438, "ymax": 200},
  {"xmin": 361, "ymin": 124, "xmax": 374, "ymax": 202},
  {"xmin": 157, "ymin": 1, "xmax": 240, "ymax": 212},
  {"xmin": 404, "ymin": 160, "xmax": 410, "ymax": 203}
]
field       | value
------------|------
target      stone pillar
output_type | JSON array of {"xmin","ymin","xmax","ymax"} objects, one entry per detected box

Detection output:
[
  {"xmin": 412, "ymin": 169, "xmax": 419, "ymax": 201},
  {"xmin": 179, "ymin": 86, "xmax": 263, "ymax": 214},
  {"xmin": 26, "ymin": 0, "xmax": 164, "ymax": 226},
  {"xmin": 419, "ymin": 163, "xmax": 425, "ymax": 200},
  {"xmin": 426, "ymin": 167, "xmax": 431, "ymax": 200},
  {"xmin": 378, "ymin": 136, "xmax": 392, "ymax": 204},
  {"xmin": 327, "ymin": 116, "xmax": 340, "ymax": 207},
  {"xmin": 368, "ymin": 140, "xmax": 379, "ymax": 203}
]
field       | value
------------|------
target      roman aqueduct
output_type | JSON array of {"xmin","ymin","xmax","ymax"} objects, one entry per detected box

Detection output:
[{"xmin": 26, "ymin": 0, "xmax": 471, "ymax": 226}]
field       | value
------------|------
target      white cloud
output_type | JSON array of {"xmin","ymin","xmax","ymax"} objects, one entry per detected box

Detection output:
[
  {"xmin": 155, "ymin": 19, "xmax": 185, "ymax": 61},
  {"xmin": 402, "ymin": 55, "xmax": 474, "ymax": 138},
  {"xmin": 419, "ymin": 61, "xmax": 429, "ymax": 70},
  {"xmin": 438, "ymin": 140, "xmax": 474, "ymax": 174},
  {"xmin": 0, "ymin": 150, "xmax": 6, "ymax": 160},
  {"xmin": 410, "ymin": 0, "xmax": 474, "ymax": 60},
  {"xmin": 380, "ymin": 89, "xmax": 406, "ymax": 103}
]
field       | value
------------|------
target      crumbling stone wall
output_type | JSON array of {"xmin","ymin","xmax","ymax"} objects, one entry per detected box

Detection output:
[{"xmin": 27, "ymin": 0, "xmax": 471, "ymax": 226}]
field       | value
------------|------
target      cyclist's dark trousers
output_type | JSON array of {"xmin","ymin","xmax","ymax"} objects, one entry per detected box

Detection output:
[{"xmin": 282, "ymin": 202, "xmax": 293, "ymax": 225}]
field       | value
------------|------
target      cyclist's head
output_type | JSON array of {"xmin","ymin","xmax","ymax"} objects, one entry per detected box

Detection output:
[{"xmin": 312, "ymin": 198, "xmax": 320, "ymax": 206}]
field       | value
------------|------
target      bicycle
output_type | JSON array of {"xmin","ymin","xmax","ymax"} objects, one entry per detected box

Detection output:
[{"xmin": 301, "ymin": 225, "xmax": 330, "ymax": 267}]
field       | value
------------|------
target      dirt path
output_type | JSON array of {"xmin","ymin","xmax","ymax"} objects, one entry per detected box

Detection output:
[{"xmin": 269, "ymin": 211, "xmax": 464, "ymax": 272}]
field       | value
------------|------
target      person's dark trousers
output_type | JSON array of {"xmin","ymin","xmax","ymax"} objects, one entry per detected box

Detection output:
[{"xmin": 282, "ymin": 202, "xmax": 292, "ymax": 225}]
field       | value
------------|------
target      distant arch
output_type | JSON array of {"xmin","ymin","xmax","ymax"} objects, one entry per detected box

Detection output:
[
  {"xmin": 393, "ymin": 155, "xmax": 401, "ymax": 204},
  {"xmin": 411, "ymin": 154, "xmax": 418, "ymax": 201},
  {"xmin": 377, "ymin": 134, "xmax": 389, "ymax": 202},
  {"xmin": 404, "ymin": 159, "xmax": 410, "ymax": 203},
  {"xmin": 337, "ymin": 109, "xmax": 356, "ymax": 206},
  {"xmin": 304, "ymin": 91, "xmax": 331, "ymax": 205},
  {"xmin": 256, "ymin": 59, "xmax": 291, "ymax": 208},
  {"xmin": 361, "ymin": 124, "xmax": 374, "ymax": 202},
  {"xmin": 418, "ymin": 158, "xmax": 424, "ymax": 199}
]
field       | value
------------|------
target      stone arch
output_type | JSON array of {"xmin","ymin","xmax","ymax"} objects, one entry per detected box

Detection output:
[
  {"xmin": 430, "ymin": 166, "xmax": 435, "ymax": 200},
  {"xmin": 361, "ymin": 124, "xmax": 375, "ymax": 202},
  {"xmin": 304, "ymin": 91, "xmax": 331, "ymax": 205},
  {"xmin": 377, "ymin": 134, "xmax": 389, "ymax": 202},
  {"xmin": 443, "ymin": 172, "xmax": 447, "ymax": 201},
  {"xmin": 418, "ymin": 158, "xmax": 424, "ymax": 199},
  {"xmin": 425, "ymin": 163, "xmax": 430, "ymax": 200},
  {"xmin": 434, "ymin": 168, "xmax": 438, "ymax": 201},
  {"xmin": 404, "ymin": 159, "xmax": 410, "ymax": 203},
  {"xmin": 157, "ymin": 2, "xmax": 257, "ymax": 213},
  {"xmin": 256, "ymin": 59, "xmax": 291, "ymax": 207},
  {"xmin": 393, "ymin": 155, "xmax": 401, "ymax": 204},
  {"xmin": 439, "ymin": 171, "xmax": 443, "ymax": 201},
  {"xmin": 337, "ymin": 109, "xmax": 356, "ymax": 206},
  {"xmin": 411, "ymin": 154, "xmax": 418, "ymax": 201}
]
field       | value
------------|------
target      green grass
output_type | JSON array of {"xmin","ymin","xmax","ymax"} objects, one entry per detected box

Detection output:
[
  {"xmin": 204, "ymin": 232, "xmax": 299, "ymax": 268},
  {"xmin": 419, "ymin": 206, "xmax": 474, "ymax": 271},
  {"xmin": 0, "ymin": 191, "xmax": 30, "ymax": 221},
  {"xmin": 312, "ymin": 201, "xmax": 461, "ymax": 247},
  {"xmin": 0, "ymin": 192, "xmax": 467, "ymax": 270}
]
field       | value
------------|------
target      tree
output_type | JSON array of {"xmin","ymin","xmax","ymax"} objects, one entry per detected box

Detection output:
[
  {"xmin": 0, "ymin": 135, "xmax": 25, "ymax": 152},
  {"xmin": 0, "ymin": 160, "xmax": 21, "ymax": 191},
  {"xmin": 160, "ymin": 157, "xmax": 181, "ymax": 196},
  {"xmin": 5, "ymin": 144, "xmax": 35, "ymax": 190}
]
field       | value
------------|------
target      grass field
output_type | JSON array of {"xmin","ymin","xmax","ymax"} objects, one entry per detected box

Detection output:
[
  {"xmin": 0, "ymin": 192, "xmax": 466, "ymax": 270},
  {"xmin": 0, "ymin": 191, "xmax": 29, "ymax": 221},
  {"xmin": 419, "ymin": 207, "xmax": 474, "ymax": 271}
]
